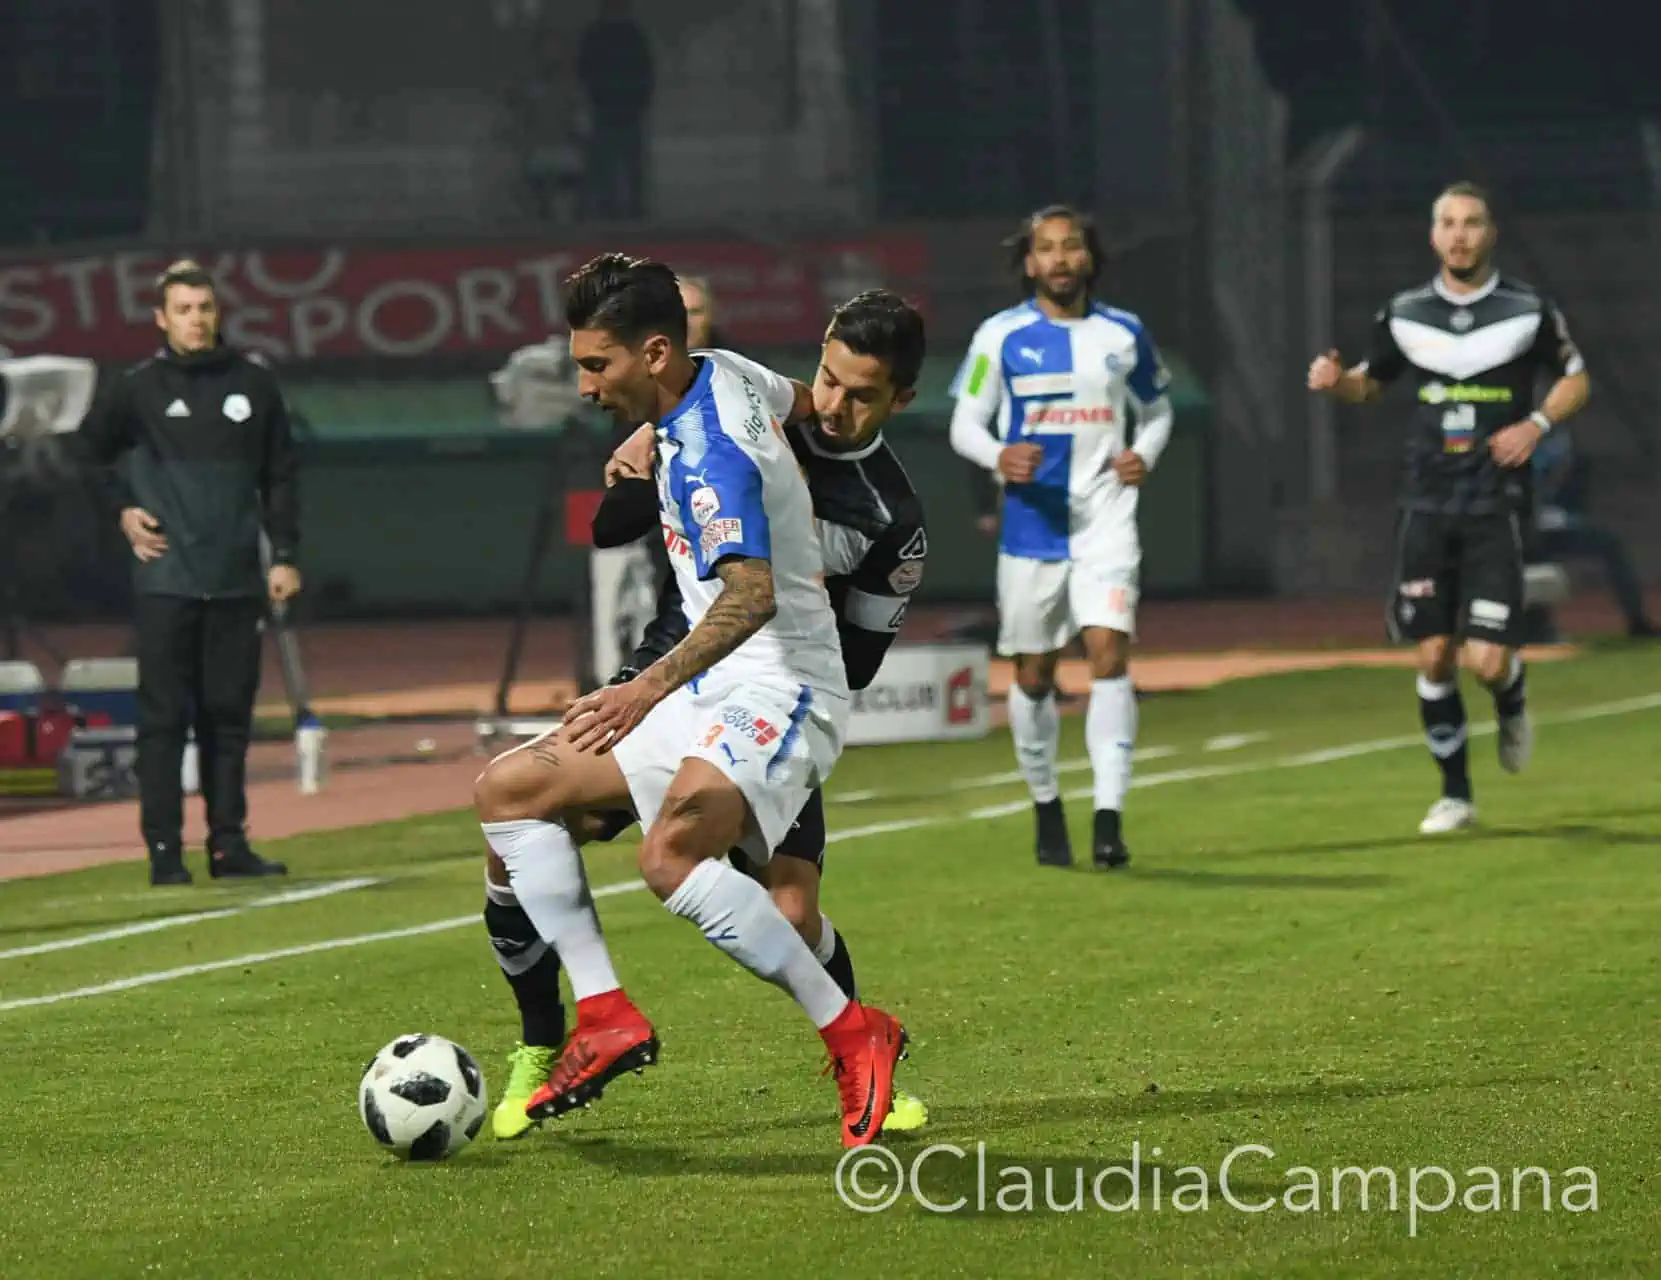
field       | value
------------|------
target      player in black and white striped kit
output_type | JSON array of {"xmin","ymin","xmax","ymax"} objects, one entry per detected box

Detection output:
[
  {"xmin": 1308, "ymin": 181, "xmax": 1591, "ymax": 834},
  {"xmin": 482, "ymin": 289, "xmax": 934, "ymax": 1138}
]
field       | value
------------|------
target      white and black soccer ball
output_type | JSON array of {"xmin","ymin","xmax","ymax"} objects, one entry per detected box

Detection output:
[{"xmin": 358, "ymin": 1033, "xmax": 488, "ymax": 1161}]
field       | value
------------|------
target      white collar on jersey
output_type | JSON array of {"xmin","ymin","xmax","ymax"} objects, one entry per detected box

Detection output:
[
  {"xmin": 1432, "ymin": 271, "xmax": 1499, "ymax": 305},
  {"xmin": 793, "ymin": 417, "xmax": 886, "ymax": 462}
]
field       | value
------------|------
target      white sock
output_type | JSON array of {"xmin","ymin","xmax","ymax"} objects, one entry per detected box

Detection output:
[
  {"xmin": 481, "ymin": 819, "xmax": 620, "ymax": 1002},
  {"xmin": 1008, "ymin": 685, "xmax": 1060, "ymax": 803},
  {"xmin": 665, "ymin": 859, "xmax": 851, "ymax": 1028},
  {"xmin": 812, "ymin": 913, "xmax": 838, "ymax": 966},
  {"xmin": 1087, "ymin": 676, "xmax": 1138, "ymax": 812}
]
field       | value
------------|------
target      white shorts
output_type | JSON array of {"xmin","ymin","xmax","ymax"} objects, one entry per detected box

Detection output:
[
  {"xmin": 996, "ymin": 510, "xmax": 1140, "ymax": 656},
  {"xmin": 609, "ymin": 676, "xmax": 847, "ymax": 863}
]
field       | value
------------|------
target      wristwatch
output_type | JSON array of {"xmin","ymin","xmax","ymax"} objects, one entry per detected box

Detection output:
[{"xmin": 1527, "ymin": 409, "xmax": 1553, "ymax": 434}]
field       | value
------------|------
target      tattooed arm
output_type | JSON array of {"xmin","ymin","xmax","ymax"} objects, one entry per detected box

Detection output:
[
  {"xmin": 560, "ymin": 557, "xmax": 776, "ymax": 754},
  {"xmin": 639, "ymin": 557, "xmax": 776, "ymax": 697}
]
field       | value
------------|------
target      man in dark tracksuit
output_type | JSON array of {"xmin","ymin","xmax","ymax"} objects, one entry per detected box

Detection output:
[{"xmin": 79, "ymin": 260, "xmax": 299, "ymax": 885}]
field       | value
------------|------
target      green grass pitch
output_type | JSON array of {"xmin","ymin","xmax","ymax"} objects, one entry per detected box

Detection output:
[{"xmin": 2, "ymin": 649, "xmax": 1658, "ymax": 1278}]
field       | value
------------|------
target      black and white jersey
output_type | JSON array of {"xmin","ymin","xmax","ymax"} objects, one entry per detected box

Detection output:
[
  {"xmin": 785, "ymin": 418, "xmax": 928, "ymax": 689},
  {"xmin": 1360, "ymin": 273, "xmax": 1584, "ymax": 517},
  {"xmin": 600, "ymin": 419, "xmax": 928, "ymax": 692}
]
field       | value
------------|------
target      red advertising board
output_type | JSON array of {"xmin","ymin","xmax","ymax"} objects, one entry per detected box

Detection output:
[{"xmin": 0, "ymin": 237, "xmax": 930, "ymax": 362}]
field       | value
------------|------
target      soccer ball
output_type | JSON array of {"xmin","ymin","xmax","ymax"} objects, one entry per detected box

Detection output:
[{"xmin": 358, "ymin": 1033, "xmax": 488, "ymax": 1161}]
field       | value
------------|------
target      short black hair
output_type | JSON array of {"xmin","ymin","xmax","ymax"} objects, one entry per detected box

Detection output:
[
  {"xmin": 1003, "ymin": 203, "xmax": 1103, "ymax": 295},
  {"xmin": 155, "ymin": 258, "xmax": 215, "ymax": 307},
  {"xmin": 560, "ymin": 252, "xmax": 688, "ymax": 347},
  {"xmin": 824, "ymin": 289, "xmax": 926, "ymax": 391},
  {"xmin": 1433, "ymin": 180, "xmax": 1494, "ymax": 219}
]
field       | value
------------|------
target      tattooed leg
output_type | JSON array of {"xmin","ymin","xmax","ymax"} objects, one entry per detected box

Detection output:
[{"xmin": 474, "ymin": 729, "xmax": 637, "ymax": 1009}]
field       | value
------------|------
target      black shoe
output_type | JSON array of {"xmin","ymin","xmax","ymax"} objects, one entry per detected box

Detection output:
[
  {"xmin": 1092, "ymin": 809, "xmax": 1130, "ymax": 871},
  {"xmin": 1035, "ymin": 798, "xmax": 1073, "ymax": 867},
  {"xmin": 149, "ymin": 859, "xmax": 193, "ymax": 886},
  {"xmin": 208, "ymin": 841, "xmax": 288, "ymax": 879},
  {"xmin": 148, "ymin": 840, "xmax": 192, "ymax": 886}
]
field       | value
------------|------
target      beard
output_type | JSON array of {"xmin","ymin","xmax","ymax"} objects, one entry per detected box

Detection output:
[
  {"xmin": 1036, "ymin": 276, "xmax": 1085, "ymax": 308},
  {"xmin": 1444, "ymin": 253, "xmax": 1489, "ymax": 283}
]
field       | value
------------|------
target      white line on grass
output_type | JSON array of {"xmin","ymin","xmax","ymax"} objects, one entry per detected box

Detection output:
[
  {"xmin": 832, "ymin": 745, "xmax": 1178, "ymax": 803},
  {"xmin": 1204, "ymin": 732, "xmax": 1269, "ymax": 752},
  {"xmin": 0, "ymin": 878, "xmax": 382, "ymax": 963},
  {"xmin": 965, "ymin": 691, "xmax": 1661, "ymax": 820},
  {"xmin": 4, "ymin": 691, "xmax": 1656, "ymax": 1015}
]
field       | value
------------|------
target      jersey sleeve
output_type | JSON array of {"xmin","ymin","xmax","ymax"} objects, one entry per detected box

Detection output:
[
  {"xmin": 948, "ymin": 322, "xmax": 1010, "ymax": 471},
  {"xmin": 1125, "ymin": 321, "xmax": 1173, "ymax": 405},
  {"xmin": 832, "ymin": 513, "xmax": 927, "ymax": 689},
  {"xmin": 716, "ymin": 350, "xmax": 800, "ymax": 424},
  {"xmin": 72, "ymin": 368, "xmax": 139, "ymax": 519},
  {"xmin": 591, "ymin": 476, "xmax": 659, "ymax": 548},
  {"xmin": 1358, "ymin": 303, "xmax": 1408, "ymax": 384},
  {"xmin": 670, "ymin": 433, "xmax": 771, "ymax": 580},
  {"xmin": 948, "ymin": 322, "xmax": 1008, "ymax": 425},
  {"xmin": 1530, "ymin": 297, "xmax": 1586, "ymax": 379}
]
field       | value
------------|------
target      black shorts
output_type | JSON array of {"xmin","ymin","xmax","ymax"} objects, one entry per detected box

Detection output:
[
  {"xmin": 1388, "ymin": 509, "xmax": 1525, "ymax": 646},
  {"xmin": 732, "ymin": 787, "xmax": 828, "ymax": 881},
  {"xmin": 587, "ymin": 787, "xmax": 828, "ymax": 875}
]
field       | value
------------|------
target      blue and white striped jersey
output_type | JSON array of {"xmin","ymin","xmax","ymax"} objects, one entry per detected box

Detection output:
[{"xmin": 948, "ymin": 300, "xmax": 1173, "ymax": 561}]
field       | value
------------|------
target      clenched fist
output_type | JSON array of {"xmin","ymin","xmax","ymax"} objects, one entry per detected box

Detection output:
[{"xmin": 1307, "ymin": 349, "xmax": 1345, "ymax": 392}]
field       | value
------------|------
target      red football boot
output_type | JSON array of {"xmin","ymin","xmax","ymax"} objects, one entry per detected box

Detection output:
[
  {"xmin": 525, "ymin": 990, "xmax": 660, "ymax": 1120},
  {"xmin": 820, "ymin": 1002, "xmax": 908, "ymax": 1148}
]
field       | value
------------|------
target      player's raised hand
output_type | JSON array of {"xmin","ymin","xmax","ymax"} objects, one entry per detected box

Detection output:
[
  {"xmin": 1489, "ymin": 419, "xmax": 1544, "ymax": 468},
  {"xmin": 561, "ymin": 675, "xmax": 663, "ymax": 754},
  {"xmin": 1307, "ymin": 349, "xmax": 1344, "ymax": 392},
  {"xmin": 997, "ymin": 442, "xmax": 1043, "ymax": 484},
  {"xmin": 1111, "ymin": 449, "xmax": 1149, "ymax": 486}
]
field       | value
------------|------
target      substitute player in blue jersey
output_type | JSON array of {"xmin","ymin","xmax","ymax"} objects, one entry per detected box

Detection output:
[{"xmin": 948, "ymin": 205, "xmax": 1176, "ymax": 870}]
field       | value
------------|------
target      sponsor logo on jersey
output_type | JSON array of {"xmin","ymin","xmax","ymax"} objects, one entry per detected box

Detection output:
[
  {"xmin": 721, "ymin": 706, "xmax": 780, "ymax": 746},
  {"xmin": 738, "ymin": 376, "xmax": 769, "ymax": 443},
  {"xmin": 1419, "ymin": 382, "xmax": 1513, "ymax": 404},
  {"xmin": 1010, "ymin": 373, "xmax": 1074, "ymax": 399},
  {"xmin": 698, "ymin": 517, "xmax": 743, "ymax": 557},
  {"xmin": 689, "ymin": 485, "xmax": 721, "ymax": 526},
  {"xmin": 1022, "ymin": 403, "xmax": 1115, "ymax": 432},
  {"xmin": 1399, "ymin": 578, "xmax": 1436, "ymax": 599},
  {"xmin": 888, "ymin": 560, "xmax": 924, "ymax": 593}
]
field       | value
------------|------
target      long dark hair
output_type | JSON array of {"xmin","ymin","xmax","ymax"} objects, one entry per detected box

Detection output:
[{"xmin": 1002, "ymin": 204, "xmax": 1104, "ymax": 299}]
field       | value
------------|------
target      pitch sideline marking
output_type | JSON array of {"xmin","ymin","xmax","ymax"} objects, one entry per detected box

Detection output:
[
  {"xmin": 3, "ymin": 691, "xmax": 1657, "ymax": 1015},
  {"xmin": 832, "ymin": 745, "xmax": 1178, "ymax": 804},
  {"xmin": 0, "ymin": 878, "xmax": 382, "ymax": 963}
]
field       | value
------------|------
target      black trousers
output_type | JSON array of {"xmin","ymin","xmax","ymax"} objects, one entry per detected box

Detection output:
[
  {"xmin": 582, "ymin": 117, "xmax": 646, "ymax": 218},
  {"xmin": 134, "ymin": 594, "xmax": 265, "ymax": 857}
]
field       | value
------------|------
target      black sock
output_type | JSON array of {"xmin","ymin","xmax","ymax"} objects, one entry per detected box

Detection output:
[
  {"xmin": 820, "ymin": 921, "xmax": 859, "ymax": 1001},
  {"xmin": 1491, "ymin": 655, "xmax": 1527, "ymax": 720},
  {"xmin": 484, "ymin": 896, "xmax": 567, "ymax": 1048},
  {"xmin": 1418, "ymin": 676, "xmax": 1472, "ymax": 801}
]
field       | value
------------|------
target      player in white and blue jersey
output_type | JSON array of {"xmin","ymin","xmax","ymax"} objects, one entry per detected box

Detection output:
[
  {"xmin": 949, "ymin": 205, "xmax": 1176, "ymax": 871},
  {"xmin": 473, "ymin": 254, "xmax": 908, "ymax": 1149}
]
